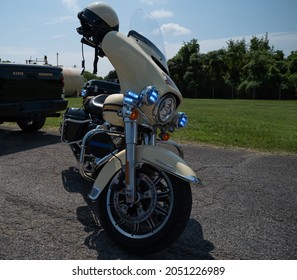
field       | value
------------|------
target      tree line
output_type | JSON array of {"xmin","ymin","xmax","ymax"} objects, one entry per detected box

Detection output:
[{"xmin": 168, "ymin": 33, "xmax": 297, "ymax": 99}]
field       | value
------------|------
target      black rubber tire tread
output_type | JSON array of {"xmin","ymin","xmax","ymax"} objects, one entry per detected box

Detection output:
[
  {"xmin": 98, "ymin": 172, "xmax": 192, "ymax": 254},
  {"xmin": 17, "ymin": 117, "xmax": 46, "ymax": 132}
]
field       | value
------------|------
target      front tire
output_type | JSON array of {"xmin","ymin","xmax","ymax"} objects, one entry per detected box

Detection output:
[{"xmin": 98, "ymin": 164, "xmax": 192, "ymax": 254}]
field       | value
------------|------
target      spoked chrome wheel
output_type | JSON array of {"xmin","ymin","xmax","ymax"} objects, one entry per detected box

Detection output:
[
  {"xmin": 98, "ymin": 164, "xmax": 192, "ymax": 253},
  {"xmin": 107, "ymin": 166, "xmax": 173, "ymax": 239}
]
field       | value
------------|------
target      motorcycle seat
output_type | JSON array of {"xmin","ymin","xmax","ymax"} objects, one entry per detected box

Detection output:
[{"xmin": 84, "ymin": 94, "xmax": 109, "ymax": 117}]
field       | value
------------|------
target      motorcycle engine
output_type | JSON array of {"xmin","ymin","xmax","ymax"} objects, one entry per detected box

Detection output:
[{"xmin": 87, "ymin": 132, "xmax": 116, "ymax": 158}]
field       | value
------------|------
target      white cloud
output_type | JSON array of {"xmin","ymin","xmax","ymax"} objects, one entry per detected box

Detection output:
[
  {"xmin": 151, "ymin": 10, "xmax": 173, "ymax": 19},
  {"xmin": 161, "ymin": 23, "xmax": 191, "ymax": 36},
  {"xmin": 61, "ymin": 0, "xmax": 80, "ymax": 13}
]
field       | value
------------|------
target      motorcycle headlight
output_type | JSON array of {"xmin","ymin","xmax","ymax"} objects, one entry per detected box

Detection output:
[{"xmin": 153, "ymin": 94, "xmax": 176, "ymax": 124}]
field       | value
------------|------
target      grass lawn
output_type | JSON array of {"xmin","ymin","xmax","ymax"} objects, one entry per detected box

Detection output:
[
  {"xmin": 174, "ymin": 99, "xmax": 297, "ymax": 154},
  {"xmin": 46, "ymin": 97, "xmax": 297, "ymax": 154}
]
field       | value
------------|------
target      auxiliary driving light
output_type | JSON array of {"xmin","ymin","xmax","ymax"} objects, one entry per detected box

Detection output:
[
  {"xmin": 142, "ymin": 86, "xmax": 160, "ymax": 105},
  {"xmin": 173, "ymin": 112, "xmax": 188, "ymax": 128},
  {"xmin": 80, "ymin": 89, "xmax": 87, "ymax": 97},
  {"xmin": 124, "ymin": 90, "xmax": 140, "ymax": 105},
  {"xmin": 124, "ymin": 86, "xmax": 160, "ymax": 107}
]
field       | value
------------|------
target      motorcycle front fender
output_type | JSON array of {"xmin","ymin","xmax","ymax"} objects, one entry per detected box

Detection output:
[{"xmin": 88, "ymin": 145, "xmax": 202, "ymax": 200}]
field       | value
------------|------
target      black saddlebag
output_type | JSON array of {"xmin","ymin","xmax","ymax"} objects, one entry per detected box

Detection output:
[{"xmin": 62, "ymin": 107, "xmax": 90, "ymax": 142}]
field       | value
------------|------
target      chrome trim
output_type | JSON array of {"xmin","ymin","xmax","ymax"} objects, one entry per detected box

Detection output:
[
  {"xmin": 79, "ymin": 152, "xmax": 117, "ymax": 182},
  {"xmin": 153, "ymin": 94, "xmax": 177, "ymax": 124},
  {"xmin": 184, "ymin": 175, "xmax": 203, "ymax": 185},
  {"xmin": 78, "ymin": 128, "xmax": 123, "ymax": 182},
  {"xmin": 88, "ymin": 185, "xmax": 101, "ymax": 200}
]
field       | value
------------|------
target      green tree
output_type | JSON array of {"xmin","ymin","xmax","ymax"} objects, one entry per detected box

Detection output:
[
  {"xmin": 104, "ymin": 70, "xmax": 118, "ymax": 81},
  {"xmin": 238, "ymin": 34, "xmax": 275, "ymax": 99},
  {"xmin": 168, "ymin": 39, "xmax": 201, "ymax": 97},
  {"xmin": 288, "ymin": 56, "xmax": 297, "ymax": 74},
  {"xmin": 83, "ymin": 70, "xmax": 102, "ymax": 82},
  {"xmin": 283, "ymin": 51, "xmax": 297, "ymax": 98},
  {"xmin": 203, "ymin": 49, "xmax": 227, "ymax": 98},
  {"xmin": 224, "ymin": 39, "xmax": 247, "ymax": 98},
  {"xmin": 168, "ymin": 34, "xmax": 296, "ymax": 100}
]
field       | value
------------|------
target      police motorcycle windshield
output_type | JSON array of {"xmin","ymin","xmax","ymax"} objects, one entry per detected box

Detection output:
[{"xmin": 128, "ymin": 9, "xmax": 169, "ymax": 74}]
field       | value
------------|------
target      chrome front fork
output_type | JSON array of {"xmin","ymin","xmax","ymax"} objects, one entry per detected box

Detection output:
[
  {"xmin": 121, "ymin": 87, "xmax": 162, "ymax": 203},
  {"xmin": 124, "ymin": 116, "xmax": 138, "ymax": 204}
]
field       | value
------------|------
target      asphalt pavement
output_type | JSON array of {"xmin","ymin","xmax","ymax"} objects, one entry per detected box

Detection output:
[{"xmin": 0, "ymin": 125, "xmax": 296, "ymax": 259}]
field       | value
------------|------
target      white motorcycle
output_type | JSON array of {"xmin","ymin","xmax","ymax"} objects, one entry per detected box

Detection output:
[{"xmin": 61, "ymin": 2, "xmax": 201, "ymax": 253}]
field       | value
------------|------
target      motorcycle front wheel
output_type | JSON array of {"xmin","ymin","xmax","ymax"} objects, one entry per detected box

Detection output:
[{"xmin": 98, "ymin": 164, "xmax": 192, "ymax": 254}]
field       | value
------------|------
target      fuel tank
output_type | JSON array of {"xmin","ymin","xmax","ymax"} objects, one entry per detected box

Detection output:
[{"xmin": 102, "ymin": 93, "xmax": 124, "ymax": 127}]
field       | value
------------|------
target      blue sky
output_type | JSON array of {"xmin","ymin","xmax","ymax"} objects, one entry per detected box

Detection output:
[{"xmin": 0, "ymin": 0, "xmax": 296, "ymax": 76}]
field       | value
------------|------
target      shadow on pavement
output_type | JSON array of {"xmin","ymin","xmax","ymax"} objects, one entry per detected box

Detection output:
[{"xmin": 0, "ymin": 126, "xmax": 60, "ymax": 156}]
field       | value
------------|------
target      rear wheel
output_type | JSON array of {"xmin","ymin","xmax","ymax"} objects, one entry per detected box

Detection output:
[
  {"xmin": 17, "ymin": 116, "xmax": 46, "ymax": 132},
  {"xmin": 98, "ymin": 164, "xmax": 192, "ymax": 253}
]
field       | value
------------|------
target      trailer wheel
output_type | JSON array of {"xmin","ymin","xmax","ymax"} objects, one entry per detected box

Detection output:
[{"xmin": 17, "ymin": 116, "xmax": 46, "ymax": 132}]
